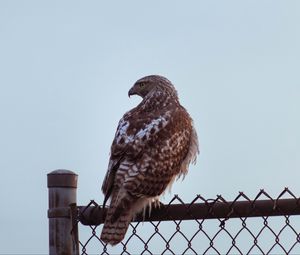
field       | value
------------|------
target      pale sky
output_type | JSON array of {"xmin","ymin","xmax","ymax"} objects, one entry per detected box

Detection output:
[{"xmin": 0, "ymin": 1, "xmax": 299, "ymax": 254}]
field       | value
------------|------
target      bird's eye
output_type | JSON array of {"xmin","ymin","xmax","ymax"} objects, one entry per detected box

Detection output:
[{"xmin": 139, "ymin": 82, "xmax": 145, "ymax": 88}]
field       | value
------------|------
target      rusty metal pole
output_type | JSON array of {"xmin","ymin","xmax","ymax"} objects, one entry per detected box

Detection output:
[{"xmin": 47, "ymin": 169, "xmax": 79, "ymax": 255}]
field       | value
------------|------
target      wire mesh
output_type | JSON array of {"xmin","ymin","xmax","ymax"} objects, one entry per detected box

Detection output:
[{"xmin": 74, "ymin": 188, "xmax": 300, "ymax": 254}]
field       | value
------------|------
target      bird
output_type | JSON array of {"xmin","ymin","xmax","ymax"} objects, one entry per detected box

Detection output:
[{"xmin": 100, "ymin": 75, "xmax": 199, "ymax": 245}]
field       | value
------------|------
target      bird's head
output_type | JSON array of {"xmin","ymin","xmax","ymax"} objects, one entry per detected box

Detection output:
[{"xmin": 128, "ymin": 75, "xmax": 177, "ymax": 99}]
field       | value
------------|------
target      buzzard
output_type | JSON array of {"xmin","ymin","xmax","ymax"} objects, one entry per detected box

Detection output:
[{"xmin": 101, "ymin": 75, "xmax": 199, "ymax": 245}]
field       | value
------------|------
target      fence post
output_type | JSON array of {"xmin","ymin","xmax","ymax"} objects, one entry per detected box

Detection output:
[{"xmin": 47, "ymin": 169, "xmax": 79, "ymax": 255}]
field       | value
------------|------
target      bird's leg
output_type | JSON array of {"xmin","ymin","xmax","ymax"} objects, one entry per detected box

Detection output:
[{"xmin": 152, "ymin": 199, "xmax": 164, "ymax": 209}]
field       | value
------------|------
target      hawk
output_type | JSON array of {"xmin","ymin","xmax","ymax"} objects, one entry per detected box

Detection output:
[{"xmin": 101, "ymin": 75, "xmax": 199, "ymax": 245}]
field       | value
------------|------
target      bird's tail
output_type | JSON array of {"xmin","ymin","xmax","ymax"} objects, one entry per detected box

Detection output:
[{"xmin": 100, "ymin": 206, "xmax": 133, "ymax": 246}]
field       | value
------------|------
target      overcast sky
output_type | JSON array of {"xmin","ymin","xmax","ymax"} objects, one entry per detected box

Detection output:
[{"xmin": 0, "ymin": 1, "xmax": 299, "ymax": 254}]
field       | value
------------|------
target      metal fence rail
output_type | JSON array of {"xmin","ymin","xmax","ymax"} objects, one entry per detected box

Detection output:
[
  {"xmin": 76, "ymin": 189, "xmax": 300, "ymax": 255},
  {"xmin": 47, "ymin": 170, "xmax": 300, "ymax": 255}
]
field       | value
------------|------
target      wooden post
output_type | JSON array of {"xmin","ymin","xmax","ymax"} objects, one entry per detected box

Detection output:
[{"xmin": 47, "ymin": 169, "xmax": 79, "ymax": 255}]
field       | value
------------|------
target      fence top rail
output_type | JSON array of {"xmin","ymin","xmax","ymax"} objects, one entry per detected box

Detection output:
[{"xmin": 78, "ymin": 189, "xmax": 300, "ymax": 226}]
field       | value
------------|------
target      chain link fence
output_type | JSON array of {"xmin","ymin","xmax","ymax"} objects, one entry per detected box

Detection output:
[{"xmin": 73, "ymin": 188, "xmax": 300, "ymax": 255}]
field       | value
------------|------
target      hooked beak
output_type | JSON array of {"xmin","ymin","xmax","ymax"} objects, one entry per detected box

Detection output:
[{"xmin": 128, "ymin": 87, "xmax": 136, "ymax": 98}]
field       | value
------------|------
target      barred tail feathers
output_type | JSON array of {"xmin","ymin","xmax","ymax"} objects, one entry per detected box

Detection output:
[
  {"xmin": 100, "ymin": 189, "xmax": 136, "ymax": 246},
  {"xmin": 100, "ymin": 194, "xmax": 155, "ymax": 245},
  {"xmin": 100, "ymin": 207, "xmax": 133, "ymax": 246}
]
